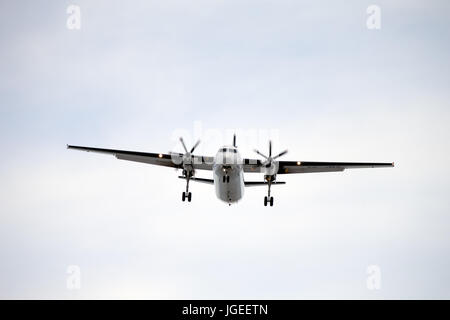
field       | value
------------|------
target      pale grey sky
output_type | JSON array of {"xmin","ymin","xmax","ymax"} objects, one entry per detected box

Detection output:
[{"xmin": 0, "ymin": 0, "xmax": 449, "ymax": 299}]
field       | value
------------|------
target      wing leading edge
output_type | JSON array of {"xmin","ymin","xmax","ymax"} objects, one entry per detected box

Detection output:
[
  {"xmin": 277, "ymin": 161, "xmax": 394, "ymax": 174},
  {"xmin": 67, "ymin": 145, "xmax": 214, "ymax": 170}
]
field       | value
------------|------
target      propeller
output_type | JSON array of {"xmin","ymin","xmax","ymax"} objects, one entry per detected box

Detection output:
[
  {"xmin": 179, "ymin": 137, "xmax": 201, "ymax": 154},
  {"xmin": 170, "ymin": 137, "xmax": 201, "ymax": 170},
  {"xmin": 254, "ymin": 140, "xmax": 288, "ymax": 168}
]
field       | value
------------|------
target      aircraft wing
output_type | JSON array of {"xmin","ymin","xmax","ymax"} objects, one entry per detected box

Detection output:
[
  {"xmin": 67, "ymin": 145, "xmax": 215, "ymax": 170},
  {"xmin": 276, "ymin": 160, "xmax": 394, "ymax": 174}
]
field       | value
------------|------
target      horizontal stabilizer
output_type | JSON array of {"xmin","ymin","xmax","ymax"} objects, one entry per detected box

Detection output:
[
  {"xmin": 178, "ymin": 176, "xmax": 214, "ymax": 185},
  {"xmin": 244, "ymin": 181, "xmax": 286, "ymax": 187}
]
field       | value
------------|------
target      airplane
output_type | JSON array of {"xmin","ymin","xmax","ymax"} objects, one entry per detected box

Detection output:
[{"xmin": 67, "ymin": 135, "xmax": 394, "ymax": 206}]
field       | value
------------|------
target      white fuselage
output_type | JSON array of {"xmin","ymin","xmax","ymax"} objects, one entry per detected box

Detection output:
[{"xmin": 213, "ymin": 146, "xmax": 245, "ymax": 204}]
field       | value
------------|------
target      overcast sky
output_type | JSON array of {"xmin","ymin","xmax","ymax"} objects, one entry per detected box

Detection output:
[{"xmin": 1, "ymin": 0, "xmax": 450, "ymax": 299}]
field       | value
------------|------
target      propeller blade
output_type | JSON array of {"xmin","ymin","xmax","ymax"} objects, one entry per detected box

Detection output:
[
  {"xmin": 233, "ymin": 134, "xmax": 237, "ymax": 147},
  {"xmin": 179, "ymin": 137, "xmax": 188, "ymax": 153},
  {"xmin": 272, "ymin": 149, "xmax": 288, "ymax": 160},
  {"xmin": 190, "ymin": 140, "xmax": 201, "ymax": 153},
  {"xmin": 269, "ymin": 140, "xmax": 272, "ymax": 157},
  {"xmin": 254, "ymin": 149, "xmax": 268, "ymax": 159}
]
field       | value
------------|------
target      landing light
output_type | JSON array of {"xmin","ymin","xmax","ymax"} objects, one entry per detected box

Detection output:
[
  {"xmin": 158, "ymin": 154, "xmax": 163, "ymax": 158},
  {"xmin": 297, "ymin": 161, "xmax": 301, "ymax": 165}
]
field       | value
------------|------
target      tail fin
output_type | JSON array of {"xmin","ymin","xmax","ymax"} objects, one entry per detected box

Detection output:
[{"xmin": 233, "ymin": 134, "xmax": 236, "ymax": 147}]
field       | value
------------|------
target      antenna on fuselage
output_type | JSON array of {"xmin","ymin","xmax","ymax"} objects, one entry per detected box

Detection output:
[{"xmin": 233, "ymin": 134, "xmax": 236, "ymax": 148}]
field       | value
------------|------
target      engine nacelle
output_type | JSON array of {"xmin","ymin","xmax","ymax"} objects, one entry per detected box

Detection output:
[{"xmin": 263, "ymin": 161, "xmax": 279, "ymax": 177}]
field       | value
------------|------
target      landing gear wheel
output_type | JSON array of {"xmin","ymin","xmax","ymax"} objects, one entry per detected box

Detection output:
[
  {"xmin": 264, "ymin": 196, "xmax": 268, "ymax": 206},
  {"xmin": 187, "ymin": 192, "xmax": 192, "ymax": 202},
  {"xmin": 270, "ymin": 196, "xmax": 274, "ymax": 206},
  {"xmin": 182, "ymin": 192, "xmax": 186, "ymax": 202}
]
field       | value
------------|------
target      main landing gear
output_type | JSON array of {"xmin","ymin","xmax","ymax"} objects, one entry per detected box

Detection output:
[
  {"xmin": 264, "ymin": 178, "xmax": 274, "ymax": 207},
  {"xmin": 182, "ymin": 191, "xmax": 192, "ymax": 202},
  {"xmin": 254, "ymin": 141, "xmax": 287, "ymax": 207},
  {"xmin": 181, "ymin": 169, "xmax": 192, "ymax": 202},
  {"xmin": 264, "ymin": 195, "xmax": 274, "ymax": 207}
]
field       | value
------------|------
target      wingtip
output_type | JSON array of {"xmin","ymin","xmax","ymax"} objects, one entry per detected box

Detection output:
[{"xmin": 392, "ymin": 162, "xmax": 395, "ymax": 167}]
